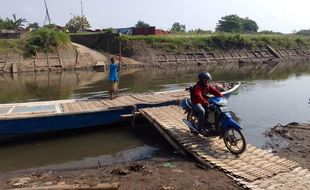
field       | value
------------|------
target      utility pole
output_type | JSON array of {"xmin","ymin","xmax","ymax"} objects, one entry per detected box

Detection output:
[
  {"xmin": 44, "ymin": 0, "xmax": 51, "ymax": 25},
  {"xmin": 80, "ymin": 0, "xmax": 84, "ymax": 32}
]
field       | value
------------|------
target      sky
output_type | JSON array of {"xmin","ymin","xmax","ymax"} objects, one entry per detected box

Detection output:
[{"xmin": 0, "ymin": 0, "xmax": 309, "ymax": 33}]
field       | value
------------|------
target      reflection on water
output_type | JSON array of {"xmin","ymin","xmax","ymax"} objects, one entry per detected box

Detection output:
[
  {"xmin": 0, "ymin": 123, "xmax": 172, "ymax": 173},
  {"xmin": 0, "ymin": 72, "xmax": 87, "ymax": 103},
  {"xmin": 1, "ymin": 61, "xmax": 310, "ymax": 103},
  {"xmin": 230, "ymin": 76, "xmax": 310, "ymax": 147},
  {"xmin": 0, "ymin": 61, "xmax": 310, "ymax": 173}
]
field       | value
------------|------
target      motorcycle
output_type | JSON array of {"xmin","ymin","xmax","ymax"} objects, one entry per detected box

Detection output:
[{"xmin": 181, "ymin": 96, "xmax": 246, "ymax": 154}]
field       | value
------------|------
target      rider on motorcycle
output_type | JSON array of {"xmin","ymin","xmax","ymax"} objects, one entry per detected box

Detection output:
[{"xmin": 190, "ymin": 71, "xmax": 224, "ymax": 133}]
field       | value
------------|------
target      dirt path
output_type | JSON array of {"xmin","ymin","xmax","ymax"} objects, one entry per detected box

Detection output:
[{"xmin": 73, "ymin": 42, "xmax": 142, "ymax": 68}]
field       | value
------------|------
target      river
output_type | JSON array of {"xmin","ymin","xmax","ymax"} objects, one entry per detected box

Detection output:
[{"xmin": 0, "ymin": 61, "xmax": 309, "ymax": 173}]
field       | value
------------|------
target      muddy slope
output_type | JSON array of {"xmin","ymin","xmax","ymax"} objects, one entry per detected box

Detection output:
[
  {"xmin": 264, "ymin": 122, "xmax": 310, "ymax": 169},
  {"xmin": 0, "ymin": 43, "xmax": 109, "ymax": 73},
  {"xmin": 0, "ymin": 152, "xmax": 243, "ymax": 190}
]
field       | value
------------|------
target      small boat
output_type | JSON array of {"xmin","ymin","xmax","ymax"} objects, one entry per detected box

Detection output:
[
  {"xmin": 0, "ymin": 82, "xmax": 241, "ymax": 136},
  {"xmin": 210, "ymin": 81, "xmax": 241, "ymax": 98}
]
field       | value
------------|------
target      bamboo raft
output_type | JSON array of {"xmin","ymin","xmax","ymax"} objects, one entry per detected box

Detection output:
[
  {"xmin": 0, "ymin": 82, "xmax": 240, "ymax": 135},
  {"xmin": 0, "ymin": 90, "xmax": 190, "ymax": 135},
  {"xmin": 0, "ymin": 90, "xmax": 188, "ymax": 118},
  {"xmin": 140, "ymin": 106, "xmax": 310, "ymax": 190}
]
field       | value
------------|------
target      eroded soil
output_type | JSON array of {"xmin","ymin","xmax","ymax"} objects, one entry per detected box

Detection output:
[
  {"xmin": 0, "ymin": 153, "xmax": 242, "ymax": 190},
  {"xmin": 264, "ymin": 122, "xmax": 310, "ymax": 169}
]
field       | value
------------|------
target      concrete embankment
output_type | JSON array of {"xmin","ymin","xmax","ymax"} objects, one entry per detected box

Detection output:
[
  {"xmin": 0, "ymin": 42, "xmax": 143, "ymax": 73},
  {"xmin": 70, "ymin": 33, "xmax": 310, "ymax": 70},
  {"xmin": 117, "ymin": 41, "xmax": 310, "ymax": 68},
  {"xmin": 0, "ymin": 43, "xmax": 109, "ymax": 73},
  {"xmin": 2, "ymin": 32, "xmax": 310, "ymax": 73}
]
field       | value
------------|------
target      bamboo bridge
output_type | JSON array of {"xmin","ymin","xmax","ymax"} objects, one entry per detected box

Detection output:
[{"xmin": 140, "ymin": 106, "xmax": 310, "ymax": 190}]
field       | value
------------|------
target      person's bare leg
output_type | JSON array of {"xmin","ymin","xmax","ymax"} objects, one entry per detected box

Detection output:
[
  {"xmin": 115, "ymin": 82, "xmax": 119, "ymax": 97},
  {"xmin": 109, "ymin": 90, "xmax": 113, "ymax": 100},
  {"xmin": 113, "ymin": 82, "xmax": 118, "ymax": 98}
]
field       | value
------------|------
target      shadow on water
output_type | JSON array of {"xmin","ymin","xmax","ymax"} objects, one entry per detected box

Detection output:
[
  {"xmin": 0, "ymin": 61, "xmax": 310, "ymax": 173},
  {"xmin": 0, "ymin": 120, "xmax": 173, "ymax": 173}
]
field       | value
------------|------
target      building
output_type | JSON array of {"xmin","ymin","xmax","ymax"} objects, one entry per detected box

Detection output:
[
  {"xmin": 0, "ymin": 29, "xmax": 23, "ymax": 39},
  {"xmin": 132, "ymin": 27, "xmax": 169, "ymax": 35},
  {"xmin": 114, "ymin": 26, "xmax": 169, "ymax": 36}
]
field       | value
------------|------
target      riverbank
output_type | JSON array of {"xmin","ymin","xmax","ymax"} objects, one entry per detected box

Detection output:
[
  {"xmin": 1, "ymin": 122, "xmax": 309, "ymax": 189},
  {"xmin": 1, "ymin": 33, "xmax": 310, "ymax": 73},
  {"xmin": 0, "ymin": 151, "xmax": 242, "ymax": 190},
  {"xmin": 264, "ymin": 122, "xmax": 310, "ymax": 170},
  {"xmin": 71, "ymin": 33, "xmax": 310, "ymax": 66}
]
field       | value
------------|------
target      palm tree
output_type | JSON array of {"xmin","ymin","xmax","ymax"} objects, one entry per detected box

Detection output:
[
  {"xmin": 0, "ymin": 14, "xmax": 27, "ymax": 29},
  {"xmin": 12, "ymin": 14, "xmax": 27, "ymax": 29}
]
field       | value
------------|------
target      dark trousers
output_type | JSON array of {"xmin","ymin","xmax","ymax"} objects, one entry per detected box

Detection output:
[{"xmin": 193, "ymin": 103, "xmax": 208, "ymax": 131}]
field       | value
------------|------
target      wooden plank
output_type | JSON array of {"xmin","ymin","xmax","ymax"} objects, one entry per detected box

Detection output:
[
  {"xmin": 163, "ymin": 53, "xmax": 168, "ymax": 64},
  {"xmin": 140, "ymin": 110, "xmax": 187, "ymax": 156},
  {"xmin": 183, "ymin": 53, "xmax": 189, "ymax": 63}
]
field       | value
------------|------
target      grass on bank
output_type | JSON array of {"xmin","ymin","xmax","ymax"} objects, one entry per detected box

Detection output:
[
  {"xmin": 24, "ymin": 27, "xmax": 71, "ymax": 56},
  {"xmin": 120, "ymin": 33, "xmax": 310, "ymax": 52},
  {"xmin": 0, "ymin": 27, "xmax": 71, "ymax": 56},
  {"xmin": 2, "ymin": 31, "xmax": 310, "ymax": 55},
  {"xmin": 0, "ymin": 39, "xmax": 23, "ymax": 53}
]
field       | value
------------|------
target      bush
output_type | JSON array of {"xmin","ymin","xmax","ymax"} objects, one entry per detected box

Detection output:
[
  {"xmin": 0, "ymin": 39, "xmax": 23, "ymax": 53},
  {"xmin": 25, "ymin": 27, "xmax": 70, "ymax": 56}
]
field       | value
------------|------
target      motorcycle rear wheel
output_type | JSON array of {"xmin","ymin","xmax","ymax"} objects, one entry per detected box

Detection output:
[{"xmin": 223, "ymin": 128, "xmax": 246, "ymax": 154}]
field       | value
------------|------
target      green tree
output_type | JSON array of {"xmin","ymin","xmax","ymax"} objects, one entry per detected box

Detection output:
[
  {"xmin": 216, "ymin": 14, "xmax": 243, "ymax": 33},
  {"xmin": 135, "ymin": 20, "xmax": 150, "ymax": 28},
  {"xmin": 242, "ymin": 17, "xmax": 258, "ymax": 33},
  {"xmin": 170, "ymin": 22, "xmax": 186, "ymax": 33},
  {"xmin": 65, "ymin": 15, "xmax": 90, "ymax": 33},
  {"xmin": 216, "ymin": 14, "xmax": 259, "ymax": 33},
  {"xmin": 0, "ymin": 18, "xmax": 5, "ymax": 29},
  {"xmin": 0, "ymin": 14, "xmax": 27, "ymax": 29},
  {"xmin": 296, "ymin": 29, "xmax": 310, "ymax": 35},
  {"xmin": 28, "ymin": 22, "xmax": 40, "ymax": 30},
  {"xmin": 11, "ymin": 14, "xmax": 27, "ymax": 29}
]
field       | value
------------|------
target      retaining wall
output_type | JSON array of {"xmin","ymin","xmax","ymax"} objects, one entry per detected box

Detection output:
[
  {"xmin": 0, "ymin": 44, "xmax": 107, "ymax": 73},
  {"xmin": 123, "ymin": 41, "xmax": 310, "ymax": 68}
]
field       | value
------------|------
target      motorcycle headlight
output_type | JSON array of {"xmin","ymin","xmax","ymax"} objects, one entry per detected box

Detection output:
[{"xmin": 218, "ymin": 98, "xmax": 228, "ymax": 106}]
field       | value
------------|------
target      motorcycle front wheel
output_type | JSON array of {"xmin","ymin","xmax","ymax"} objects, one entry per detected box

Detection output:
[
  {"xmin": 223, "ymin": 128, "xmax": 246, "ymax": 154},
  {"xmin": 187, "ymin": 111, "xmax": 199, "ymax": 134}
]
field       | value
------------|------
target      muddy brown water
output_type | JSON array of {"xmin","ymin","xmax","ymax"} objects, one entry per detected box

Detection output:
[{"xmin": 0, "ymin": 61, "xmax": 309, "ymax": 173}]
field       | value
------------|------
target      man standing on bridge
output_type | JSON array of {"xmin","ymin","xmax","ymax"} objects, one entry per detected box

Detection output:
[{"xmin": 108, "ymin": 57, "xmax": 120, "ymax": 100}]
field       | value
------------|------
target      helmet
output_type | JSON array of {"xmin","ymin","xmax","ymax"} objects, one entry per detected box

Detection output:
[{"xmin": 198, "ymin": 71, "xmax": 212, "ymax": 82}]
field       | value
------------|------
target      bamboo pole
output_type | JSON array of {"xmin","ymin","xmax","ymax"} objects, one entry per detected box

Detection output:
[{"xmin": 117, "ymin": 35, "xmax": 122, "ymax": 95}]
